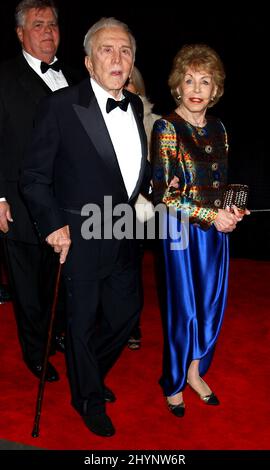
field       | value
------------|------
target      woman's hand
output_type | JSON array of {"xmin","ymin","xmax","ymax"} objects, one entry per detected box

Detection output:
[
  {"xmin": 230, "ymin": 205, "xmax": 251, "ymax": 221},
  {"xmin": 214, "ymin": 207, "xmax": 239, "ymax": 233}
]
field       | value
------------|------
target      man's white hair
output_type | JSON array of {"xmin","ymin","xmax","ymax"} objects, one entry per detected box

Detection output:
[{"xmin": 83, "ymin": 17, "xmax": 136, "ymax": 57}]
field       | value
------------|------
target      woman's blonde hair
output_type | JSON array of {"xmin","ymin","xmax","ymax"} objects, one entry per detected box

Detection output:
[
  {"xmin": 168, "ymin": 43, "xmax": 225, "ymax": 107},
  {"xmin": 128, "ymin": 66, "xmax": 146, "ymax": 97}
]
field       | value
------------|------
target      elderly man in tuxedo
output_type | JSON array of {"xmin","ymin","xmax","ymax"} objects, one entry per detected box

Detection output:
[
  {"xmin": 21, "ymin": 17, "xmax": 149, "ymax": 437},
  {"xmin": 0, "ymin": 0, "xmax": 80, "ymax": 382}
]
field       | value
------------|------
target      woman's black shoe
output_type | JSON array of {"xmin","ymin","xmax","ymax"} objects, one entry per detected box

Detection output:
[
  {"xmin": 54, "ymin": 334, "xmax": 65, "ymax": 353},
  {"xmin": 128, "ymin": 323, "xmax": 141, "ymax": 350},
  {"xmin": 127, "ymin": 337, "xmax": 141, "ymax": 350},
  {"xmin": 167, "ymin": 400, "xmax": 185, "ymax": 417},
  {"xmin": 200, "ymin": 392, "xmax": 220, "ymax": 405},
  {"xmin": 104, "ymin": 386, "xmax": 116, "ymax": 403},
  {"xmin": 187, "ymin": 378, "xmax": 220, "ymax": 405}
]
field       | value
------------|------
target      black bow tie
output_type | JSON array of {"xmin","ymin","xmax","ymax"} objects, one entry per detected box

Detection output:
[
  {"xmin": 40, "ymin": 60, "xmax": 61, "ymax": 74},
  {"xmin": 106, "ymin": 96, "xmax": 129, "ymax": 113}
]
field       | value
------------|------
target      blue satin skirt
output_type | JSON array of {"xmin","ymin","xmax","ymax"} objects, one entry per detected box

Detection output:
[{"xmin": 160, "ymin": 213, "xmax": 229, "ymax": 396}]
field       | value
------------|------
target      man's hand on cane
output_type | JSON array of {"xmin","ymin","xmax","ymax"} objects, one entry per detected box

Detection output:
[{"xmin": 46, "ymin": 225, "xmax": 71, "ymax": 264}]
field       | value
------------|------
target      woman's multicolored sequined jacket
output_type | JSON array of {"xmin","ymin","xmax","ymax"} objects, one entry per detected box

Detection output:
[{"xmin": 152, "ymin": 112, "xmax": 228, "ymax": 230}]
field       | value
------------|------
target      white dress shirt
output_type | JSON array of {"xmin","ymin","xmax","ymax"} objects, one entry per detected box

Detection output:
[
  {"xmin": 91, "ymin": 78, "xmax": 142, "ymax": 198},
  {"xmin": 23, "ymin": 50, "xmax": 69, "ymax": 91}
]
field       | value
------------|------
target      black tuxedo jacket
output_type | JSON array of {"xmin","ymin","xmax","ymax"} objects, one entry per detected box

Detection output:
[
  {"xmin": 21, "ymin": 79, "xmax": 149, "ymax": 279},
  {"xmin": 0, "ymin": 53, "xmax": 79, "ymax": 243}
]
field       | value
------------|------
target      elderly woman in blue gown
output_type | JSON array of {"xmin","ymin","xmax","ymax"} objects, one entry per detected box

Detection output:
[{"xmin": 152, "ymin": 44, "xmax": 248, "ymax": 417}]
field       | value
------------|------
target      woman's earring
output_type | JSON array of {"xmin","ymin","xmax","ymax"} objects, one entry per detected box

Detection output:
[{"xmin": 177, "ymin": 95, "xmax": 181, "ymax": 100}]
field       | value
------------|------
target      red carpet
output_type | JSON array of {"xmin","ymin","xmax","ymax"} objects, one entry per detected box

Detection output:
[{"xmin": 0, "ymin": 251, "xmax": 269, "ymax": 450}]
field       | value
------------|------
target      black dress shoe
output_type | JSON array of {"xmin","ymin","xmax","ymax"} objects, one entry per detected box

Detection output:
[
  {"xmin": 104, "ymin": 386, "xmax": 116, "ymax": 403},
  {"xmin": 54, "ymin": 334, "xmax": 65, "ymax": 353},
  {"xmin": 82, "ymin": 412, "xmax": 115, "ymax": 437},
  {"xmin": 26, "ymin": 360, "xmax": 59, "ymax": 382}
]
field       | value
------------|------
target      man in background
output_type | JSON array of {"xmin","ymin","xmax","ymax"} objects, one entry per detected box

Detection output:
[{"xmin": 0, "ymin": 0, "xmax": 79, "ymax": 381}]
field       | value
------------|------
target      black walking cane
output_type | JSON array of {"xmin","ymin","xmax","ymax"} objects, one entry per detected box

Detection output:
[{"xmin": 32, "ymin": 262, "xmax": 62, "ymax": 438}]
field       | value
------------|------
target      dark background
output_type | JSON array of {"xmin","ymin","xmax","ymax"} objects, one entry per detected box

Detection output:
[{"xmin": 0, "ymin": 0, "xmax": 269, "ymax": 259}]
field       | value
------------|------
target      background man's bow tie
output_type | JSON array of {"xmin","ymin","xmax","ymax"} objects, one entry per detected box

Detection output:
[
  {"xmin": 106, "ymin": 96, "xmax": 129, "ymax": 113},
  {"xmin": 40, "ymin": 60, "xmax": 61, "ymax": 74}
]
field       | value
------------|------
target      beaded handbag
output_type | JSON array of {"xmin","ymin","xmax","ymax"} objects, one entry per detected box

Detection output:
[{"xmin": 222, "ymin": 184, "xmax": 249, "ymax": 212}]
